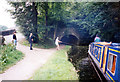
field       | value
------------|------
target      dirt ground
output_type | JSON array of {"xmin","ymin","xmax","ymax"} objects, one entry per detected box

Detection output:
[
  {"xmin": 0, "ymin": 43, "xmax": 58, "ymax": 81},
  {"xmin": 0, "ymin": 33, "xmax": 64, "ymax": 81}
]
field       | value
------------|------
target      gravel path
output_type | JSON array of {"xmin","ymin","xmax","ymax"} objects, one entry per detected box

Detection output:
[
  {"xmin": 0, "ymin": 43, "xmax": 57, "ymax": 81},
  {"xmin": 0, "ymin": 32, "xmax": 65, "ymax": 81}
]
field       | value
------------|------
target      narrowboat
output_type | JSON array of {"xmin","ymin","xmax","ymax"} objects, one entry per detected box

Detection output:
[
  {"xmin": 88, "ymin": 42, "xmax": 120, "ymax": 82},
  {"xmin": 1, "ymin": 29, "xmax": 16, "ymax": 36}
]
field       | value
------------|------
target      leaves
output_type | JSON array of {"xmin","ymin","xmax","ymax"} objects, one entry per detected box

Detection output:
[
  {"xmin": 67, "ymin": 2, "xmax": 120, "ymax": 42},
  {"xmin": 0, "ymin": 44, "xmax": 24, "ymax": 73},
  {"xmin": 9, "ymin": 2, "xmax": 120, "ymax": 43}
]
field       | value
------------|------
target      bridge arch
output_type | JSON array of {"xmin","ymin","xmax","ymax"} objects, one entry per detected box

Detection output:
[
  {"xmin": 60, "ymin": 34, "xmax": 79, "ymax": 45},
  {"xmin": 57, "ymin": 27, "xmax": 80, "ymax": 45}
]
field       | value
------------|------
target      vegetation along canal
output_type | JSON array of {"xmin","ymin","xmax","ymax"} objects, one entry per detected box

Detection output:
[{"xmin": 67, "ymin": 45, "xmax": 100, "ymax": 81}]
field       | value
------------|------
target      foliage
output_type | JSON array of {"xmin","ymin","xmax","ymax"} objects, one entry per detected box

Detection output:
[
  {"xmin": 0, "ymin": 44, "xmax": 24, "ymax": 73},
  {"xmin": 9, "ymin": 2, "xmax": 70, "ymax": 42},
  {"xmin": 32, "ymin": 46, "xmax": 78, "ymax": 80},
  {"xmin": 37, "ymin": 2, "xmax": 69, "ymax": 40},
  {"xmin": 9, "ymin": 2, "xmax": 120, "ymax": 44},
  {"xmin": 19, "ymin": 38, "xmax": 56, "ymax": 49},
  {"xmin": 67, "ymin": 2, "xmax": 120, "ymax": 42},
  {"xmin": 9, "ymin": 2, "xmax": 38, "ymax": 42}
]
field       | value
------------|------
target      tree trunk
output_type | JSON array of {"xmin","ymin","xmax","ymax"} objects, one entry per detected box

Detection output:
[
  {"xmin": 32, "ymin": 2, "xmax": 38, "ymax": 43},
  {"xmin": 44, "ymin": 3, "xmax": 49, "ymax": 39},
  {"xmin": 53, "ymin": 24, "xmax": 57, "ymax": 40}
]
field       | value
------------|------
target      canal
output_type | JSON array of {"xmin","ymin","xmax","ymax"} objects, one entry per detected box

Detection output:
[{"xmin": 67, "ymin": 46, "xmax": 100, "ymax": 81}]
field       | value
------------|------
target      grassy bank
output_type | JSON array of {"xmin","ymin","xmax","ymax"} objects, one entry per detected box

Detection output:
[
  {"xmin": 19, "ymin": 38, "xmax": 56, "ymax": 49},
  {"xmin": 0, "ymin": 44, "xmax": 24, "ymax": 73},
  {"xmin": 31, "ymin": 46, "xmax": 78, "ymax": 80}
]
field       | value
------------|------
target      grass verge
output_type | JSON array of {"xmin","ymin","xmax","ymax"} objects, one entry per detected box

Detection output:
[
  {"xmin": 0, "ymin": 44, "xmax": 24, "ymax": 73},
  {"xmin": 31, "ymin": 46, "xmax": 78, "ymax": 80},
  {"xmin": 19, "ymin": 38, "xmax": 56, "ymax": 49}
]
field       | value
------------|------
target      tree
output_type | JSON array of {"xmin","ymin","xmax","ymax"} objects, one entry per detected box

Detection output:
[
  {"xmin": 9, "ymin": 2, "xmax": 120, "ymax": 44},
  {"xmin": 10, "ymin": 2, "xmax": 38, "ymax": 42},
  {"xmin": 67, "ymin": 2, "xmax": 120, "ymax": 42},
  {"xmin": 37, "ymin": 2, "xmax": 69, "ymax": 41}
]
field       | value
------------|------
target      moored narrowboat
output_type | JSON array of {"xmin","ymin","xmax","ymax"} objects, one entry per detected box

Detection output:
[{"xmin": 88, "ymin": 42, "xmax": 120, "ymax": 82}]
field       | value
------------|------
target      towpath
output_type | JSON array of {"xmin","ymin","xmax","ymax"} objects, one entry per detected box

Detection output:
[{"xmin": 0, "ymin": 33, "xmax": 64, "ymax": 81}]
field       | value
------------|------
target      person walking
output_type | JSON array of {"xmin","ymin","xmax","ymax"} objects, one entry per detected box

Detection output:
[
  {"xmin": 13, "ymin": 31, "xmax": 17, "ymax": 49},
  {"xmin": 55, "ymin": 37, "xmax": 62, "ymax": 50},
  {"xmin": 29, "ymin": 33, "xmax": 33, "ymax": 50},
  {"xmin": 2, "ymin": 36, "xmax": 5, "ymax": 45}
]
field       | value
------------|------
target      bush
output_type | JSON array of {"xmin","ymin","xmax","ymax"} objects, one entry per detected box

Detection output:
[
  {"xmin": 0, "ymin": 44, "xmax": 24, "ymax": 73},
  {"xmin": 20, "ymin": 38, "xmax": 56, "ymax": 49}
]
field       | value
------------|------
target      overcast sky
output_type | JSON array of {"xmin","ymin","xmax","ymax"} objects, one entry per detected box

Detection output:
[{"xmin": 0, "ymin": 0, "xmax": 16, "ymax": 28}]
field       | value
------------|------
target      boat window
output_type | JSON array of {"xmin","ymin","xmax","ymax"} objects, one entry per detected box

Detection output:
[
  {"xmin": 107, "ymin": 53, "xmax": 117, "ymax": 74},
  {"xmin": 97, "ymin": 48, "xmax": 100, "ymax": 60}
]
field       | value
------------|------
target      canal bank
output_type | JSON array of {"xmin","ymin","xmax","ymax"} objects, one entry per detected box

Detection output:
[{"xmin": 67, "ymin": 46, "xmax": 100, "ymax": 81}]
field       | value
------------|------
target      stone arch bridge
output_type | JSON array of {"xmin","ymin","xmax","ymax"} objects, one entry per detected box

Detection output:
[{"xmin": 57, "ymin": 27, "xmax": 80, "ymax": 45}]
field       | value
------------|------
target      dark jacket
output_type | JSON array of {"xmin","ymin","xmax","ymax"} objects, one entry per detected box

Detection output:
[
  {"xmin": 13, "ymin": 34, "xmax": 17, "ymax": 40},
  {"xmin": 29, "ymin": 36, "xmax": 33, "ymax": 43}
]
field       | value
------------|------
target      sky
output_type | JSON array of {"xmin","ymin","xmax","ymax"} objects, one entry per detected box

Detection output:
[{"xmin": 0, "ymin": 0, "xmax": 16, "ymax": 28}]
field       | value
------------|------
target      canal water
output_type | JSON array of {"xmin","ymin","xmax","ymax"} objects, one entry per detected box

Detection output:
[
  {"xmin": 67, "ymin": 46, "xmax": 100, "ymax": 81},
  {"xmin": 77, "ymin": 57, "xmax": 100, "ymax": 81}
]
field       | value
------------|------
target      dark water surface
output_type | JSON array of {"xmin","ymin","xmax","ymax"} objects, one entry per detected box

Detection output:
[
  {"xmin": 67, "ymin": 46, "xmax": 100, "ymax": 82},
  {"xmin": 77, "ymin": 57, "xmax": 100, "ymax": 81}
]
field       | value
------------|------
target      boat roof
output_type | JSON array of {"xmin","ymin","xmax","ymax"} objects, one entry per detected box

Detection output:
[{"xmin": 92, "ymin": 42, "xmax": 120, "ymax": 48}]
